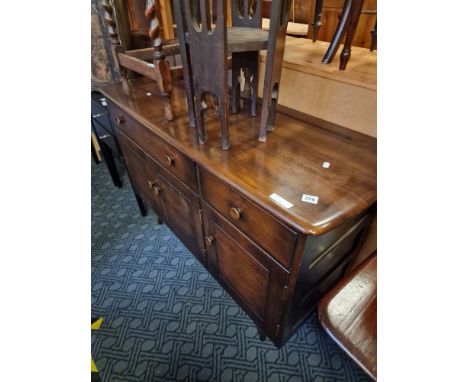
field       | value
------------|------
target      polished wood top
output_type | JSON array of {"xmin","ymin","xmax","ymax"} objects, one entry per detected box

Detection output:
[
  {"xmin": 318, "ymin": 253, "xmax": 377, "ymax": 380},
  {"xmin": 100, "ymin": 77, "xmax": 376, "ymax": 235}
]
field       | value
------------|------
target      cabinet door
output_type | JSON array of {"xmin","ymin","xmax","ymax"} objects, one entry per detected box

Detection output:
[
  {"xmin": 202, "ymin": 202, "xmax": 289, "ymax": 343},
  {"xmin": 146, "ymin": 156, "xmax": 205, "ymax": 264},
  {"xmin": 117, "ymin": 132, "xmax": 154, "ymax": 206}
]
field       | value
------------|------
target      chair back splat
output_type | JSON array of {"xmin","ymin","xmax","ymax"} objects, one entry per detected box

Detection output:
[{"xmin": 180, "ymin": 0, "xmax": 230, "ymax": 149}]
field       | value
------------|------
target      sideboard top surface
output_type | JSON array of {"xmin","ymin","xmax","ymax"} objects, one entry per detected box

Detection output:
[{"xmin": 100, "ymin": 77, "xmax": 376, "ymax": 235}]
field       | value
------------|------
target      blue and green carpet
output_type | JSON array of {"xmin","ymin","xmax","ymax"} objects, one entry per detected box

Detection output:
[{"xmin": 91, "ymin": 160, "xmax": 371, "ymax": 382}]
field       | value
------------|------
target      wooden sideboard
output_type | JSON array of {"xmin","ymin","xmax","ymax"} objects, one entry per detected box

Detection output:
[{"xmin": 99, "ymin": 77, "xmax": 376, "ymax": 347}]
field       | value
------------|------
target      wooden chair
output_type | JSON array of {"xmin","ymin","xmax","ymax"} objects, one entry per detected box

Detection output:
[
  {"xmin": 321, "ymin": 0, "xmax": 376, "ymax": 70},
  {"xmin": 173, "ymin": 0, "xmax": 292, "ymax": 149},
  {"xmin": 102, "ymin": 0, "xmax": 181, "ymax": 121}
]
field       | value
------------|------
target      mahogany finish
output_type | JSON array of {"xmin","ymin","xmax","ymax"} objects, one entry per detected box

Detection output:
[
  {"xmin": 319, "ymin": 252, "xmax": 377, "ymax": 380},
  {"xmin": 100, "ymin": 77, "xmax": 376, "ymax": 346},
  {"xmin": 199, "ymin": 167, "xmax": 297, "ymax": 268}
]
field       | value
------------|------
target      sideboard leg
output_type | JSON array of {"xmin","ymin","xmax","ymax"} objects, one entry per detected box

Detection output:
[
  {"xmin": 258, "ymin": 330, "xmax": 266, "ymax": 341},
  {"xmin": 134, "ymin": 193, "xmax": 147, "ymax": 217}
]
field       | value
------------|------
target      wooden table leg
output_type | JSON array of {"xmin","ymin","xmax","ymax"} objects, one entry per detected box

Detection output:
[
  {"xmin": 339, "ymin": 0, "xmax": 364, "ymax": 70},
  {"xmin": 370, "ymin": 20, "xmax": 377, "ymax": 52},
  {"xmin": 134, "ymin": 192, "xmax": 148, "ymax": 217},
  {"xmin": 322, "ymin": 0, "xmax": 352, "ymax": 64},
  {"xmin": 311, "ymin": 0, "xmax": 323, "ymax": 42}
]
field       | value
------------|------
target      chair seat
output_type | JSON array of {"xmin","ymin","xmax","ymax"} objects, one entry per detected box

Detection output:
[
  {"xmin": 185, "ymin": 27, "xmax": 268, "ymax": 53},
  {"xmin": 318, "ymin": 253, "xmax": 377, "ymax": 380}
]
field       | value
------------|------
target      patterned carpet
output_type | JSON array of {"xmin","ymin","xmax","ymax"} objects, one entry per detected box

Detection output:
[{"xmin": 91, "ymin": 160, "xmax": 371, "ymax": 382}]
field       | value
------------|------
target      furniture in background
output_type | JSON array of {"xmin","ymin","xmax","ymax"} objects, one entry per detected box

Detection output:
[
  {"xmin": 370, "ymin": 19, "xmax": 377, "ymax": 51},
  {"xmin": 310, "ymin": 0, "xmax": 323, "ymax": 41},
  {"xmin": 92, "ymin": 91, "xmax": 123, "ymax": 188},
  {"xmin": 100, "ymin": 76, "xmax": 376, "ymax": 347},
  {"xmin": 320, "ymin": 0, "xmax": 377, "ymax": 70},
  {"xmin": 101, "ymin": 0, "xmax": 181, "ymax": 121},
  {"xmin": 91, "ymin": 90, "xmax": 148, "ymax": 217},
  {"xmin": 173, "ymin": 0, "xmax": 293, "ymax": 149},
  {"xmin": 319, "ymin": 251, "xmax": 377, "ymax": 380}
]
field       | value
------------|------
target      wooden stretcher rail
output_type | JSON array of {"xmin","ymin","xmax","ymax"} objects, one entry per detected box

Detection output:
[{"xmin": 117, "ymin": 52, "xmax": 183, "ymax": 82}]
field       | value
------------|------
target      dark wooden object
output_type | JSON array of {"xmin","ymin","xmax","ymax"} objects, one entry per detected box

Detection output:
[
  {"xmin": 174, "ymin": 0, "xmax": 291, "ymax": 148},
  {"xmin": 100, "ymin": 77, "xmax": 377, "ymax": 347},
  {"xmin": 258, "ymin": 0, "xmax": 292, "ymax": 142},
  {"xmin": 91, "ymin": 91, "xmax": 150, "ymax": 217},
  {"xmin": 319, "ymin": 252, "xmax": 377, "ymax": 380},
  {"xmin": 91, "ymin": 91, "xmax": 123, "ymax": 188},
  {"xmin": 182, "ymin": 0, "xmax": 230, "ymax": 149},
  {"xmin": 370, "ymin": 19, "xmax": 377, "ymax": 52},
  {"xmin": 310, "ymin": 0, "xmax": 323, "ymax": 42},
  {"xmin": 322, "ymin": 0, "xmax": 375, "ymax": 70},
  {"xmin": 102, "ymin": 0, "xmax": 180, "ymax": 121},
  {"xmin": 230, "ymin": 0, "xmax": 263, "ymax": 117}
]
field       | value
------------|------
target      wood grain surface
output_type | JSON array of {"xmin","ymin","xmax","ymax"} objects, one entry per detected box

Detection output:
[{"xmin": 100, "ymin": 77, "xmax": 376, "ymax": 236}]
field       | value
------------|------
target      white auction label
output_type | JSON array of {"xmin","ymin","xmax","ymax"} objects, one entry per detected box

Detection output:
[
  {"xmin": 301, "ymin": 194, "xmax": 319, "ymax": 204},
  {"xmin": 269, "ymin": 193, "xmax": 293, "ymax": 209}
]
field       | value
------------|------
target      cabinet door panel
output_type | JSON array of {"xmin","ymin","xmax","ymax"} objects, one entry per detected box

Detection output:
[
  {"xmin": 146, "ymin": 156, "xmax": 205, "ymax": 263},
  {"xmin": 215, "ymin": 224, "xmax": 269, "ymax": 319},
  {"xmin": 117, "ymin": 132, "xmax": 153, "ymax": 206},
  {"xmin": 203, "ymin": 202, "xmax": 288, "ymax": 341}
]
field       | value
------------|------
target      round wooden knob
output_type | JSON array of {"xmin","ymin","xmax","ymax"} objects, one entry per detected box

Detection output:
[
  {"xmin": 166, "ymin": 155, "xmax": 175, "ymax": 166},
  {"xmin": 229, "ymin": 207, "xmax": 242, "ymax": 220},
  {"xmin": 147, "ymin": 180, "xmax": 155, "ymax": 189},
  {"xmin": 115, "ymin": 115, "xmax": 125, "ymax": 125},
  {"xmin": 205, "ymin": 235, "xmax": 215, "ymax": 247},
  {"xmin": 153, "ymin": 185, "xmax": 162, "ymax": 195}
]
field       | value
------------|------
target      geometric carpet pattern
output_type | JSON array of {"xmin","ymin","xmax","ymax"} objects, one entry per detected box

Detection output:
[{"xmin": 92, "ymin": 161, "xmax": 372, "ymax": 382}]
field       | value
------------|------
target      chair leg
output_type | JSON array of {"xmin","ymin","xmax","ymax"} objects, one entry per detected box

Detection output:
[
  {"xmin": 194, "ymin": 95, "xmax": 207, "ymax": 145},
  {"xmin": 259, "ymin": 85, "xmax": 279, "ymax": 140},
  {"xmin": 311, "ymin": 0, "xmax": 324, "ymax": 42},
  {"xmin": 250, "ymin": 53, "xmax": 259, "ymax": 118},
  {"xmin": 370, "ymin": 20, "xmax": 377, "ymax": 52},
  {"xmin": 218, "ymin": 95, "xmax": 230, "ymax": 150},
  {"xmin": 119, "ymin": 66, "xmax": 131, "ymax": 94},
  {"xmin": 267, "ymin": 84, "xmax": 279, "ymax": 132},
  {"xmin": 322, "ymin": 0, "xmax": 353, "ymax": 64},
  {"xmin": 339, "ymin": 0, "xmax": 364, "ymax": 70},
  {"xmin": 134, "ymin": 192, "xmax": 147, "ymax": 217},
  {"xmin": 231, "ymin": 53, "xmax": 241, "ymax": 114},
  {"xmin": 154, "ymin": 59, "xmax": 175, "ymax": 121}
]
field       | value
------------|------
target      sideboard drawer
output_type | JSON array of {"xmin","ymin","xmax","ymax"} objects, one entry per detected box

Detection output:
[
  {"xmin": 107, "ymin": 101, "xmax": 198, "ymax": 192},
  {"xmin": 199, "ymin": 167, "xmax": 298, "ymax": 268},
  {"xmin": 144, "ymin": 133, "xmax": 198, "ymax": 193}
]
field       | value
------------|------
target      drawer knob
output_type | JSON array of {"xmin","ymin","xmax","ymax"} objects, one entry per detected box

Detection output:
[
  {"xmin": 147, "ymin": 180, "xmax": 162, "ymax": 195},
  {"xmin": 115, "ymin": 115, "xmax": 125, "ymax": 125},
  {"xmin": 229, "ymin": 207, "xmax": 242, "ymax": 220},
  {"xmin": 205, "ymin": 235, "xmax": 215, "ymax": 247},
  {"xmin": 166, "ymin": 155, "xmax": 175, "ymax": 166}
]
